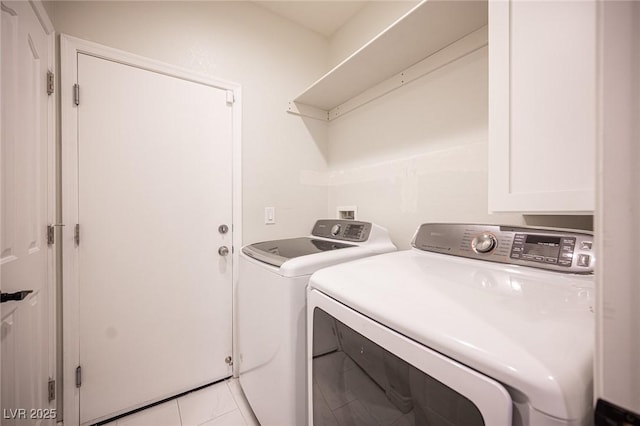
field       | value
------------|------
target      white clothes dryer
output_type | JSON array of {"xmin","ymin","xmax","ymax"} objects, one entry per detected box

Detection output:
[
  {"xmin": 237, "ymin": 220, "xmax": 396, "ymax": 426},
  {"xmin": 308, "ymin": 223, "xmax": 595, "ymax": 426}
]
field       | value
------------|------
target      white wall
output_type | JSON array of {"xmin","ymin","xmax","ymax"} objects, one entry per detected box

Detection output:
[
  {"xmin": 48, "ymin": 1, "xmax": 593, "ymax": 251},
  {"xmin": 329, "ymin": 1, "xmax": 418, "ymax": 67},
  {"xmin": 48, "ymin": 1, "xmax": 330, "ymax": 244},
  {"xmin": 595, "ymin": 0, "xmax": 640, "ymax": 416},
  {"xmin": 324, "ymin": 44, "xmax": 592, "ymax": 249}
]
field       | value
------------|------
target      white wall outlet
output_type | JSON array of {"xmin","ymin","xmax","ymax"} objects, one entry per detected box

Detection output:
[
  {"xmin": 265, "ymin": 207, "xmax": 276, "ymax": 224},
  {"xmin": 336, "ymin": 206, "xmax": 357, "ymax": 220}
]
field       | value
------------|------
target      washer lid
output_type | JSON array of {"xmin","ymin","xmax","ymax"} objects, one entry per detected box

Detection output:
[
  {"xmin": 309, "ymin": 250, "xmax": 595, "ymax": 422},
  {"xmin": 242, "ymin": 237, "xmax": 355, "ymax": 267}
]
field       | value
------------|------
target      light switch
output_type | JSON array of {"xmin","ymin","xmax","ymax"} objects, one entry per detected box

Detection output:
[{"xmin": 265, "ymin": 207, "xmax": 275, "ymax": 224}]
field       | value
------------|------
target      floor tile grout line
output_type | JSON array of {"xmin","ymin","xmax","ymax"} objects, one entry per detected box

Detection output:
[
  {"xmin": 226, "ymin": 380, "xmax": 250, "ymax": 425},
  {"xmin": 176, "ymin": 397, "xmax": 185, "ymax": 426},
  {"xmin": 229, "ymin": 378, "xmax": 260, "ymax": 425},
  {"xmin": 196, "ymin": 408, "xmax": 243, "ymax": 426},
  {"xmin": 181, "ymin": 379, "xmax": 239, "ymax": 425},
  {"xmin": 216, "ymin": 380, "xmax": 241, "ymax": 420},
  {"xmin": 114, "ymin": 380, "xmax": 241, "ymax": 426}
]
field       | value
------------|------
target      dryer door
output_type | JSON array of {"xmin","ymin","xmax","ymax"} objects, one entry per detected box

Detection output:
[{"xmin": 307, "ymin": 290, "xmax": 513, "ymax": 426}]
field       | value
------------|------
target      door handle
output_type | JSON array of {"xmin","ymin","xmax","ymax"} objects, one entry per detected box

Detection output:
[
  {"xmin": 218, "ymin": 246, "xmax": 230, "ymax": 256},
  {"xmin": 1, "ymin": 290, "xmax": 33, "ymax": 303}
]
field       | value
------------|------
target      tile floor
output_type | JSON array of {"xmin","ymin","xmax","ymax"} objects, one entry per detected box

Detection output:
[
  {"xmin": 99, "ymin": 351, "xmax": 411, "ymax": 426},
  {"xmin": 313, "ymin": 351, "xmax": 414, "ymax": 426},
  {"xmin": 101, "ymin": 378, "xmax": 259, "ymax": 426}
]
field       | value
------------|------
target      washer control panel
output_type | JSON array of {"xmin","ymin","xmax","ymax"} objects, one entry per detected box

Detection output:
[
  {"xmin": 510, "ymin": 234, "xmax": 577, "ymax": 267},
  {"xmin": 312, "ymin": 220, "xmax": 372, "ymax": 242},
  {"xmin": 412, "ymin": 223, "xmax": 594, "ymax": 274}
]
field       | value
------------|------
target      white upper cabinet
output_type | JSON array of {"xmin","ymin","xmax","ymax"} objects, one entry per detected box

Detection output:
[{"xmin": 488, "ymin": 0, "xmax": 596, "ymax": 213}]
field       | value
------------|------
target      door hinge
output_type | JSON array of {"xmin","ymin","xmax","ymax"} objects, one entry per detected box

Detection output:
[
  {"xmin": 47, "ymin": 225, "xmax": 55, "ymax": 245},
  {"xmin": 46, "ymin": 71, "xmax": 54, "ymax": 96},
  {"xmin": 75, "ymin": 366, "xmax": 82, "ymax": 388},
  {"xmin": 47, "ymin": 224, "xmax": 64, "ymax": 246},
  {"xmin": 226, "ymin": 90, "xmax": 235, "ymax": 104},
  {"xmin": 73, "ymin": 83, "xmax": 80, "ymax": 106},
  {"xmin": 48, "ymin": 379, "xmax": 56, "ymax": 402},
  {"xmin": 74, "ymin": 224, "xmax": 80, "ymax": 246}
]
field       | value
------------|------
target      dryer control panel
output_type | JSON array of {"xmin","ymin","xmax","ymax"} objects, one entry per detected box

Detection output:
[
  {"xmin": 312, "ymin": 220, "xmax": 372, "ymax": 242},
  {"xmin": 412, "ymin": 223, "xmax": 594, "ymax": 274}
]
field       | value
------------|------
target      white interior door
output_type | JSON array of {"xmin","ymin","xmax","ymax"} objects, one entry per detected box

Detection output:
[
  {"xmin": 71, "ymin": 51, "xmax": 234, "ymax": 424},
  {"xmin": 1, "ymin": 1, "xmax": 55, "ymax": 425}
]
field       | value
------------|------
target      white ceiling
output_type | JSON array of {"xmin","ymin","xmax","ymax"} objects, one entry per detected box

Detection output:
[{"xmin": 254, "ymin": 1, "xmax": 369, "ymax": 38}]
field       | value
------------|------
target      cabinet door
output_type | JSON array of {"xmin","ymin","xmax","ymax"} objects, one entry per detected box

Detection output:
[{"xmin": 488, "ymin": 0, "xmax": 596, "ymax": 213}]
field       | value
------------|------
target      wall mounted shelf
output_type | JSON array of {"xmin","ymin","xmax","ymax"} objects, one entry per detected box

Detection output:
[{"xmin": 288, "ymin": 0, "xmax": 488, "ymax": 121}]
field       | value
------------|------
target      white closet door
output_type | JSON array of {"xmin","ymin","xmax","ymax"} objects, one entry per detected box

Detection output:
[{"xmin": 76, "ymin": 53, "xmax": 233, "ymax": 424}]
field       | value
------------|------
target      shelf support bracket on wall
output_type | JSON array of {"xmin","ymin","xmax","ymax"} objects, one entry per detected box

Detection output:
[{"xmin": 286, "ymin": 101, "xmax": 329, "ymax": 121}]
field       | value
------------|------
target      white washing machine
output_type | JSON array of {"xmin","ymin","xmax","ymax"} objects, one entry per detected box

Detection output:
[
  {"xmin": 308, "ymin": 223, "xmax": 595, "ymax": 426},
  {"xmin": 237, "ymin": 219, "xmax": 396, "ymax": 426}
]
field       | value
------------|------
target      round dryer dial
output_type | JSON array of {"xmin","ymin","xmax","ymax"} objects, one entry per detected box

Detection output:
[
  {"xmin": 472, "ymin": 233, "xmax": 497, "ymax": 254},
  {"xmin": 330, "ymin": 224, "xmax": 342, "ymax": 236}
]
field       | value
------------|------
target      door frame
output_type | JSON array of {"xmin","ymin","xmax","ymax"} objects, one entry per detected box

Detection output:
[
  {"xmin": 60, "ymin": 35, "xmax": 242, "ymax": 425},
  {"xmin": 0, "ymin": 0, "xmax": 56, "ymax": 418}
]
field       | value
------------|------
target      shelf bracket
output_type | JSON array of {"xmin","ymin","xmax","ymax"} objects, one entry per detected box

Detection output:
[{"xmin": 286, "ymin": 101, "xmax": 329, "ymax": 121}]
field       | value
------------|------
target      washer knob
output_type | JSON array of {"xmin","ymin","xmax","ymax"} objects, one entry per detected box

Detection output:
[
  {"xmin": 330, "ymin": 224, "xmax": 342, "ymax": 236},
  {"xmin": 472, "ymin": 233, "xmax": 497, "ymax": 254}
]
